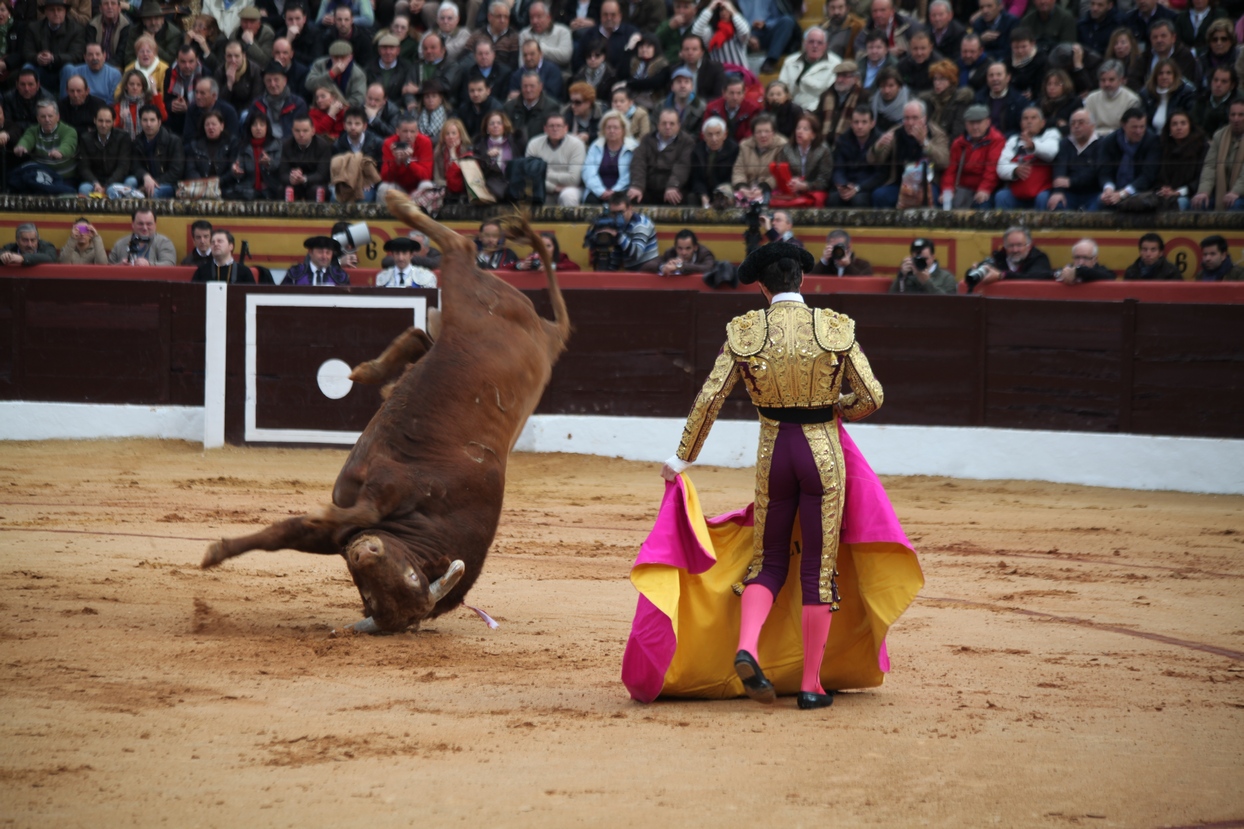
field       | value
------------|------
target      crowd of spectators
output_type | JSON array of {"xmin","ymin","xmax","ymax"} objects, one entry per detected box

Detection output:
[{"xmin": 0, "ymin": 0, "xmax": 1238, "ymax": 210}]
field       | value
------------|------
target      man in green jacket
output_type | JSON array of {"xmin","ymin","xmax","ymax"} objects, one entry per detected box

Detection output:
[{"xmin": 11, "ymin": 99, "xmax": 78, "ymax": 195}]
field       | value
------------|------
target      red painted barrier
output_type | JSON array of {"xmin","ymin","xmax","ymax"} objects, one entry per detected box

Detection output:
[{"xmin": 6, "ymin": 264, "xmax": 1244, "ymax": 303}]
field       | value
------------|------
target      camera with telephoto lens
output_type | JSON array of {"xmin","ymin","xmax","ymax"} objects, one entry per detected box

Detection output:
[
  {"xmin": 831, "ymin": 244, "xmax": 847, "ymax": 261},
  {"xmin": 127, "ymin": 236, "xmax": 145, "ymax": 264},
  {"xmin": 913, "ymin": 255, "xmax": 928, "ymax": 271},
  {"xmin": 584, "ymin": 210, "xmax": 624, "ymax": 271},
  {"xmin": 965, "ymin": 262, "xmax": 991, "ymax": 290}
]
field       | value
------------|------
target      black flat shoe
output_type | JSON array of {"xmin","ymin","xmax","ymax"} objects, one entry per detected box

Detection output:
[
  {"xmin": 734, "ymin": 650, "xmax": 776, "ymax": 704},
  {"xmin": 797, "ymin": 691, "xmax": 834, "ymax": 710}
]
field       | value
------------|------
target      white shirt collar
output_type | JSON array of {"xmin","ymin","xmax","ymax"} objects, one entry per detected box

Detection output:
[{"xmin": 770, "ymin": 291, "xmax": 804, "ymax": 304}]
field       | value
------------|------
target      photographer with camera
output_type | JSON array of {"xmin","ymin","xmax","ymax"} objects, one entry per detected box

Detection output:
[
  {"xmin": 892, "ymin": 237, "xmax": 956, "ymax": 293},
  {"xmin": 963, "ymin": 226, "xmax": 1053, "ymax": 292},
  {"xmin": 107, "ymin": 209, "xmax": 176, "ymax": 266},
  {"xmin": 810, "ymin": 229, "xmax": 874, "ymax": 276},
  {"xmin": 641, "ymin": 229, "xmax": 717, "ymax": 276},
  {"xmin": 585, "ymin": 192, "xmax": 659, "ymax": 272},
  {"xmin": 1055, "ymin": 239, "xmax": 1115, "ymax": 285},
  {"xmin": 59, "ymin": 217, "xmax": 107, "ymax": 265},
  {"xmin": 759, "ymin": 210, "xmax": 803, "ymax": 248}
]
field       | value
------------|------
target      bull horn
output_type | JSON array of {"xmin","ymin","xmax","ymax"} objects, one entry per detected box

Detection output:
[{"xmin": 429, "ymin": 560, "xmax": 466, "ymax": 602}]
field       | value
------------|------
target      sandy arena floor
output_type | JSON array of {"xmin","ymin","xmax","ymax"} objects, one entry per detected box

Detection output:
[{"xmin": 0, "ymin": 439, "xmax": 1241, "ymax": 829}]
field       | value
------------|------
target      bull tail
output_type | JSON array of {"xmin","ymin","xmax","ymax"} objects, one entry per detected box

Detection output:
[{"xmin": 501, "ymin": 211, "xmax": 571, "ymax": 346}]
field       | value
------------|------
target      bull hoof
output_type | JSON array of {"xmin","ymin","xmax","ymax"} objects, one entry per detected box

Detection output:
[{"xmin": 201, "ymin": 541, "xmax": 229, "ymax": 569}]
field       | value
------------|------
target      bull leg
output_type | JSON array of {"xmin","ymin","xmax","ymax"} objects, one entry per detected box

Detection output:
[
  {"xmin": 201, "ymin": 515, "xmax": 341, "ymax": 569},
  {"xmin": 350, "ymin": 326, "xmax": 434, "ymax": 386},
  {"xmin": 384, "ymin": 190, "xmax": 476, "ymax": 259}
]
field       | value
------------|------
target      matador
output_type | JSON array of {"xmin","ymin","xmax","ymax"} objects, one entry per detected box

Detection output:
[{"xmin": 661, "ymin": 241, "xmax": 884, "ymax": 710}]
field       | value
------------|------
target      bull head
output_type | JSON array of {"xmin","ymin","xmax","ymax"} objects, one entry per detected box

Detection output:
[{"xmin": 344, "ymin": 533, "xmax": 465, "ymax": 633}]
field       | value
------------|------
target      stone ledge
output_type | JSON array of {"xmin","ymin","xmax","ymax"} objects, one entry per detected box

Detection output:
[{"xmin": 4, "ymin": 194, "xmax": 1242, "ymax": 231}]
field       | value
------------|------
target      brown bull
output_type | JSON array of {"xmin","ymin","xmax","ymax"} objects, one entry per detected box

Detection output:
[{"xmin": 200, "ymin": 192, "xmax": 571, "ymax": 633}]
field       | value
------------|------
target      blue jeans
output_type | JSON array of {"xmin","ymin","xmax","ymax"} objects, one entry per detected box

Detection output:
[
  {"xmin": 755, "ymin": 17, "xmax": 798, "ymax": 61},
  {"xmin": 994, "ymin": 188, "xmax": 1052, "ymax": 210},
  {"xmin": 872, "ymin": 183, "xmax": 940, "ymax": 208},
  {"xmin": 1049, "ymin": 191, "xmax": 1101, "ymax": 211}
]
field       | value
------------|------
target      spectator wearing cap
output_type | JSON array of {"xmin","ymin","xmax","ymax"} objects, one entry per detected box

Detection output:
[
  {"xmin": 253, "ymin": 62, "xmax": 310, "ymax": 142},
  {"xmin": 286, "ymin": 235, "xmax": 350, "ymax": 285},
  {"xmin": 506, "ymin": 39, "xmax": 563, "ymax": 104},
  {"xmin": 818, "ymin": 61, "xmax": 869, "ymax": 149},
  {"xmin": 24, "ymin": 0, "xmax": 86, "ymax": 92},
  {"xmin": 367, "ymin": 33, "xmax": 418, "ymax": 105},
  {"xmin": 1046, "ymin": 108, "xmax": 1101, "ymax": 211},
  {"xmin": 1123, "ymin": 233, "xmax": 1182, "ymax": 281},
  {"xmin": 229, "ymin": 6, "xmax": 275, "ymax": 67},
  {"xmin": 942, "ymin": 104, "xmax": 1003, "ymax": 208},
  {"xmin": 307, "ymin": 40, "xmax": 367, "ymax": 107},
  {"xmin": 995, "ymin": 105, "xmax": 1060, "ymax": 210},
  {"xmin": 123, "ymin": 3, "xmax": 183, "ymax": 69},
  {"xmin": 376, "ymin": 237, "xmax": 437, "ymax": 287},
  {"xmin": 662, "ymin": 66, "xmax": 707, "ymax": 136},
  {"xmin": 893, "ymin": 238, "xmax": 957, "ymax": 294},
  {"xmin": 1055, "ymin": 239, "xmax": 1116, "ymax": 285}
]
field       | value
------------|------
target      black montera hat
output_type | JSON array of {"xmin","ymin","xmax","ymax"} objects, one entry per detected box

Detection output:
[
  {"xmin": 383, "ymin": 237, "xmax": 422, "ymax": 252},
  {"xmin": 737, "ymin": 241, "xmax": 815, "ymax": 285},
  {"xmin": 304, "ymin": 235, "xmax": 342, "ymax": 252}
]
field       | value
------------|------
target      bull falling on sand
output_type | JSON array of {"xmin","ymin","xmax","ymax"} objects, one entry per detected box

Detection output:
[{"xmin": 200, "ymin": 191, "xmax": 571, "ymax": 633}]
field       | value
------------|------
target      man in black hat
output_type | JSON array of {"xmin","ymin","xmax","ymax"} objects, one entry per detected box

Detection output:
[
  {"xmin": 23, "ymin": 0, "xmax": 86, "ymax": 92},
  {"xmin": 285, "ymin": 236, "xmax": 350, "ymax": 285},
  {"xmin": 660, "ymin": 241, "xmax": 885, "ymax": 711},
  {"xmin": 123, "ymin": 2, "xmax": 183, "ymax": 67},
  {"xmin": 375, "ymin": 237, "xmax": 438, "ymax": 288}
]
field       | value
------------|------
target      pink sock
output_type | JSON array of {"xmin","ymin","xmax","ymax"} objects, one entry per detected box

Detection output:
[
  {"xmin": 801, "ymin": 605, "xmax": 833, "ymax": 694},
  {"xmin": 736, "ymin": 584, "xmax": 774, "ymax": 658}
]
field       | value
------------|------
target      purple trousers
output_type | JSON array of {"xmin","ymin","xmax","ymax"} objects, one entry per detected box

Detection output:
[{"xmin": 750, "ymin": 422, "xmax": 832, "ymax": 606}]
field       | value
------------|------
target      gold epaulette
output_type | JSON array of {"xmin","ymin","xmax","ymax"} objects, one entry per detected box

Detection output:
[
  {"xmin": 813, "ymin": 309, "xmax": 855, "ymax": 352},
  {"xmin": 726, "ymin": 309, "xmax": 768, "ymax": 356}
]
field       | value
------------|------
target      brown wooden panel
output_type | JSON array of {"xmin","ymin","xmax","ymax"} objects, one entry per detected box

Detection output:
[{"xmin": 0, "ymin": 278, "xmax": 16, "ymax": 398}]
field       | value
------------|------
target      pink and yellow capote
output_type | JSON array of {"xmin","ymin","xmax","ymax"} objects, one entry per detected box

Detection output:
[{"xmin": 622, "ymin": 423, "xmax": 924, "ymax": 703}]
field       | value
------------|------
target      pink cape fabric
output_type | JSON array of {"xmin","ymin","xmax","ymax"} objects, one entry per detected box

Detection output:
[{"xmin": 621, "ymin": 422, "xmax": 923, "ymax": 703}]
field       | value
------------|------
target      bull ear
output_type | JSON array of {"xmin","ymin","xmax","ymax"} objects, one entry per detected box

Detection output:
[{"xmin": 429, "ymin": 560, "xmax": 466, "ymax": 602}]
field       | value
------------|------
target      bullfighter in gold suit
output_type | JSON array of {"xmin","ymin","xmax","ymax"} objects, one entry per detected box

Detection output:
[{"xmin": 661, "ymin": 242, "xmax": 884, "ymax": 710}]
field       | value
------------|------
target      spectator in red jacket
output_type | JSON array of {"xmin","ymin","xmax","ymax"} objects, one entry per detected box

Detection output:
[
  {"xmin": 376, "ymin": 112, "xmax": 435, "ymax": 199},
  {"xmin": 941, "ymin": 103, "xmax": 1004, "ymax": 208},
  {"xmin": 703, "ymin": 75, "xmax": 760, "ymax": 142}
]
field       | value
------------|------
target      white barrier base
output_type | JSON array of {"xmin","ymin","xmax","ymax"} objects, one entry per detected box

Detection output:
[
  {"xmin": 2, "ymin": 403, "xmax": 1242, "ymax": 495},
  {"xmin": 0, "ymin": 402, "xmax": 204, "ymax": 442}
]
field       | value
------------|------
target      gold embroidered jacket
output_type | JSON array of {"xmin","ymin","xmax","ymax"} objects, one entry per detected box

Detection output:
[{"xmin": 676, "ymin": 302, "xmax": 883, "ymax": 463}]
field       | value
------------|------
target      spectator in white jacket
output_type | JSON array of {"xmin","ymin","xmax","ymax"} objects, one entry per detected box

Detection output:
[
  {"xmin": 995, "ymin": 105, "xmax": 1061, "ymax": 210},
  {"xmin": 512, "ymin": 113, "xmax": 587, "ymax": 205},
  {"xmin": 582, "ymin": 109, "xmax": 639, "ymax": 203},
  {"xmin": 777, "ymin": 28, "xmax": 841, "ymax": 111}
]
